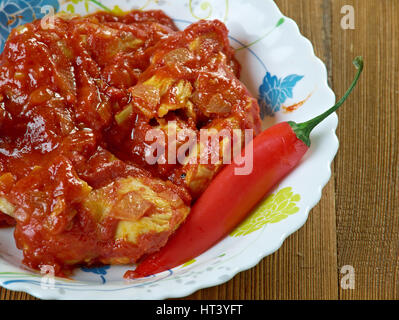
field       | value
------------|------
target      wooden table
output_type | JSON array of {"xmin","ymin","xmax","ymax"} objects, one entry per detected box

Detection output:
[{"xmin": 1, "ymin": 0, "xmax": 398, "ymax": 300}]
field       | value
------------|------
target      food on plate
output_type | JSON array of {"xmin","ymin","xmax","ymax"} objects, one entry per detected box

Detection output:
[
  {"xmin": 132, "ymin": 57, "xmax": 364, "ymax": 278},
  {"xmin": 0, "ymin": 10, "xmax": 261, "ymax": 275}
]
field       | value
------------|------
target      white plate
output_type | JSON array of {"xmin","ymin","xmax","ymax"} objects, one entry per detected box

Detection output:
[{"xmin": 0, "ymin": 0, "xmax": 336, "ymax": 300}]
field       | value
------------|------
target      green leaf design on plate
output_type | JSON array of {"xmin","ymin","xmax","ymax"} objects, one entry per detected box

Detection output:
[
  {"xmin": 235, "ymin": 17, "xmax": 285, "ymax": 51},
  {"xmin": 0, "ymin": 272, "xmax": 39, "ymax": 277},
  {"xmin": 230, "ymin": 187, "xmax": 301, "ymax": 237}
]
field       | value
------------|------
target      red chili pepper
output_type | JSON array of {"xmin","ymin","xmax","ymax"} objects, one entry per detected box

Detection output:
[{"xmin": 128, "ymin": 57, "xmax": 363, "ymax": 279}]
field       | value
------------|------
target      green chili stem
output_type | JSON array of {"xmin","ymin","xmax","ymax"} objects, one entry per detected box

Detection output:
[{"xmin": 288, "ymin": 56, "xmax": 364, "ymax": 147}]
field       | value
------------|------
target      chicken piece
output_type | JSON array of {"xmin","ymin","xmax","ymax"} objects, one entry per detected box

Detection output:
[
  {"xmin": 3, "ymin": 155, "xmax": 189, "ymax": 274},
  {"xmin": 83, "ymin": 175, "xmax": 190, "ymax": 265},
  {"xmin": 111, "ymin": 20, "xmax": 261, "ymax": 197},
  {"xmin": 119, "ymin": 20, "xmax": 242, "ymax": 121},
  {"xmin": 110, "ymin": 20, "xmax": 261, "ymax": 196}
]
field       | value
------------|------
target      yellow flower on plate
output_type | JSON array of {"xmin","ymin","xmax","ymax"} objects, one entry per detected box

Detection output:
[{"xmin": 230, "ymin": 187, "xmax": 301, "ymax": 237}]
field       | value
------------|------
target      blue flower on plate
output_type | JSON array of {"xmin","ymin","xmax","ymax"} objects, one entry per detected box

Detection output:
[
  {"xmin": 258, "ymin": 72, "xmax": 304, "ymax": 118},
  {"xmin": 0, "ymin": 0, "xmax": 60, "ymax": 51},
  {"xmin": 81, "ymin": 265, "xmax": 111, "ymax": 284}
]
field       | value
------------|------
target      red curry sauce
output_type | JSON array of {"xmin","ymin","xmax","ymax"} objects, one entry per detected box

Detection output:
[{"xmin": 0, "ymin": 10, "xmax": 261, "ymax": 275}]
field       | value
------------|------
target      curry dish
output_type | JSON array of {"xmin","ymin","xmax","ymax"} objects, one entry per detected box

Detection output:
[{"xmin": 0, "ymin": 10, "xmax": 261, "ymax": 276}]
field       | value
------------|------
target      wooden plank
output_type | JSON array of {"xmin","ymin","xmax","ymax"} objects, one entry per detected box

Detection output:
[
  {"xmin": 0, "ymin": 288, "xmax": 37, "ymax": 300},
  {"xmin": 184, "ymin": 0, "xmax": 339, "ymax": 300},
  {"xmin": 331, "ymin": 0, "xmax": 399, "ymax": 299}
]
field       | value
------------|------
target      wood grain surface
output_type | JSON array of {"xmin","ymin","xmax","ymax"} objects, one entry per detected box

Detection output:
[{"xmin": 1, "ymin": 0, "xmax": 398, "ymax": 300}]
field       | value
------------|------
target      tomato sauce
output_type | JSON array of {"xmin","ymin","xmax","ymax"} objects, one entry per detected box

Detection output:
[{"xmin": 0, "ymin": 10, "xmax": 261, "ymax": 275}]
